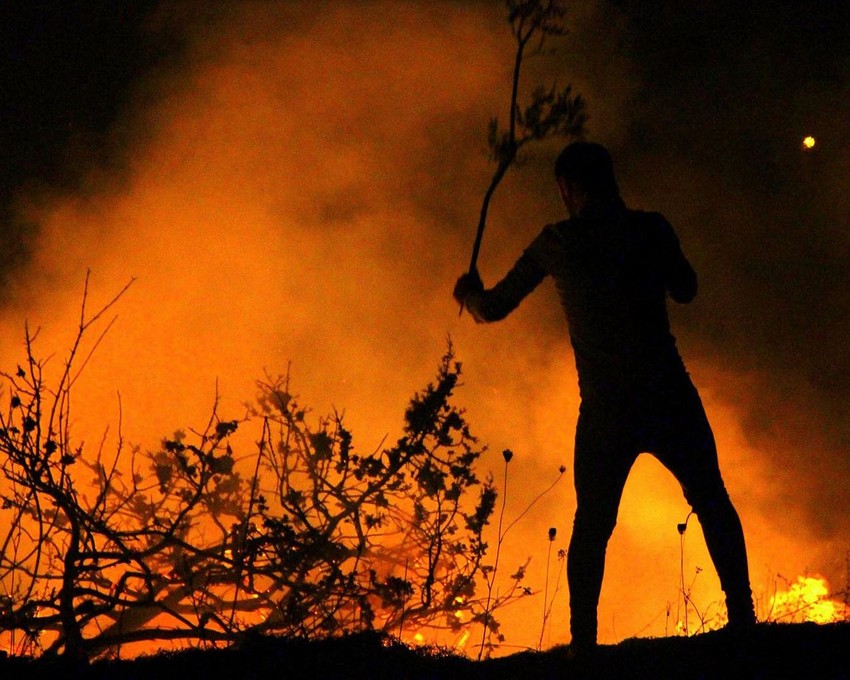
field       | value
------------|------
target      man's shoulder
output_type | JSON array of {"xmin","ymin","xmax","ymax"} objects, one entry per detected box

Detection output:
[
  {"xmin": 521, "ymin": 221, "xmax": 572, "ymax": 268},
  {"xmin": 532, "ymin": 216, "xmax": 608, "ymax": 247}
]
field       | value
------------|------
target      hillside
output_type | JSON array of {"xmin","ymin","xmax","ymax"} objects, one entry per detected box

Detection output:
[{"xmin": 3, "ymin": 622, "xmax": 849, "ymax": 679}]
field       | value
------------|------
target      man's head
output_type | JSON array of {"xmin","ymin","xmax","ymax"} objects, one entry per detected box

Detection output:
[{"xmin": 554, "ymin": 142, "xmax": 621, "ymax": 216}]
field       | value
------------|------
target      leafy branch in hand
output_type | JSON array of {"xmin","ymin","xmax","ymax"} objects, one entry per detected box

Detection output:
[{"xmin": 469, "ymin": 0, "xmax": 587, "ymax": 274}]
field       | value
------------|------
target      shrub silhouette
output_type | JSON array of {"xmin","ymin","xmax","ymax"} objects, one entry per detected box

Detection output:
[{"xmin": 0, "ymin": 284, "xmax": 499, "ymax": 662}]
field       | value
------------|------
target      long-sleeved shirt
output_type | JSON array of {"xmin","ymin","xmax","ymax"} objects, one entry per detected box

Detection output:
[{"xmin": 464, "ymin": 205, "xmax": 697, "ymax": 400}]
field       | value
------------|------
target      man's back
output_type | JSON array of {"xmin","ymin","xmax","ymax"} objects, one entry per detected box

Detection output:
[
  {"xmin": 531, "ymin": 208, "xmax": 696, "ymax": 386},
  {"xmin": 465, "ymin": 206, "xmax": 697, "ymax": 395}
]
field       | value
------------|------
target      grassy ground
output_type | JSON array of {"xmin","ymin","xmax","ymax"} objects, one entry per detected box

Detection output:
[{"xmin": 3, "ymin": 622, "xmax": 849, "ymax": 679}]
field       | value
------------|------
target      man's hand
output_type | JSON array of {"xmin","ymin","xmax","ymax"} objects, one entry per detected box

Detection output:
[{"xmin": 453, "ymin": 269, "xmax": 484, "ymax": 305}]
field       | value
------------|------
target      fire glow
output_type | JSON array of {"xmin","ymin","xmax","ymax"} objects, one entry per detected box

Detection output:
[{"xmin": 768, "ymin": 576, "xmax": 848, "ymax": 624}]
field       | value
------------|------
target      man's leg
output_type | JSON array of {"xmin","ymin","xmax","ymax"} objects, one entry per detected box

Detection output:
[
  {"xmin": 568, "ymin": 407, "xmax": 637, "ymax": 649},
  {"xmin": 689, "ymin": 484, "xmax": 756, "ymax": 626},
  {"xmin": 651, "ymin": 380, "xmax": 756, "ymax": 626}
]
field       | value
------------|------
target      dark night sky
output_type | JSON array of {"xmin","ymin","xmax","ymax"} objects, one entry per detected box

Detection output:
[
  {"xmin": 0, "ymin": 1, "xmax": 166, "ymax": 182},
  {"xmin": 615, "ymin": 5, "xmax": 850, "ymax": 406},
  {"xmin": 1, "ymin": 0, "xmax": 849, "ymax": 644},
  {"xmin": 0, "ymin": 0, "xmax": 171, "ymax": 274},
  {"xmin": 615, "ymin": 2, "xmax": 850, "ymax": 469}
]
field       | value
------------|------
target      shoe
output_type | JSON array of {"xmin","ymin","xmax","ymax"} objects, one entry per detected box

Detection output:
[{"xmin": 726, "ymin": 598, "xmax": 757, "ymax": 629}]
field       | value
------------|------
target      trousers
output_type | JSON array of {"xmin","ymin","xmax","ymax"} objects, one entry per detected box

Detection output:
[{"xmin": 567, "ymin": 364, "xmax": 754, "ymax": 646}]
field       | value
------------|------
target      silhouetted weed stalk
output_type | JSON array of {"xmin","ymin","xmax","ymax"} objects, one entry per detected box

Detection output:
[
  {"xmin": 538, "ymin": 527, "xmax": 564, "ymax": 651},
  {"xmin": 670, "ymin": 512, "xmax": 727, "ymax": 636},
  {"xmin": 474, "ymin": 450, "xmax": 566, "ymax": 660}
]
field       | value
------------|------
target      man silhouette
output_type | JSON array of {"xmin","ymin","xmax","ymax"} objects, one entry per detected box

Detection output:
[{"xmin": 454, "ymin": 141, "xmax": 756, "ymax": 653}]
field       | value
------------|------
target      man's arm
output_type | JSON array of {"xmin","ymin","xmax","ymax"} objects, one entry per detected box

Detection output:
[
  {"xmin": 667, "ymin": 246, "xmax": 697, "ymax": 303},
  {"xmin": 657, "ymin": 217, "xmax": 697, "ymax": 303},
  {"xmin": 454, "ymin": 249, "xmax": 547, "ymax": 322}
]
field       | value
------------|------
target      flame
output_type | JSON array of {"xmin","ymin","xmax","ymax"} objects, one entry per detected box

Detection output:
[
  {"xmin": 802, "ymin": 135, "xmax": 816, "ymax": 149},
  {"xmin": 768, "ymin": 575, "xmax": 847, "ymax": 624}
]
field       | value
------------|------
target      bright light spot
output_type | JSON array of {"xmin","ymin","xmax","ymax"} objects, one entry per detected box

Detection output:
[{"xmin": 802, "ymin": 135, "xmax": 816, "ymax": 150}]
